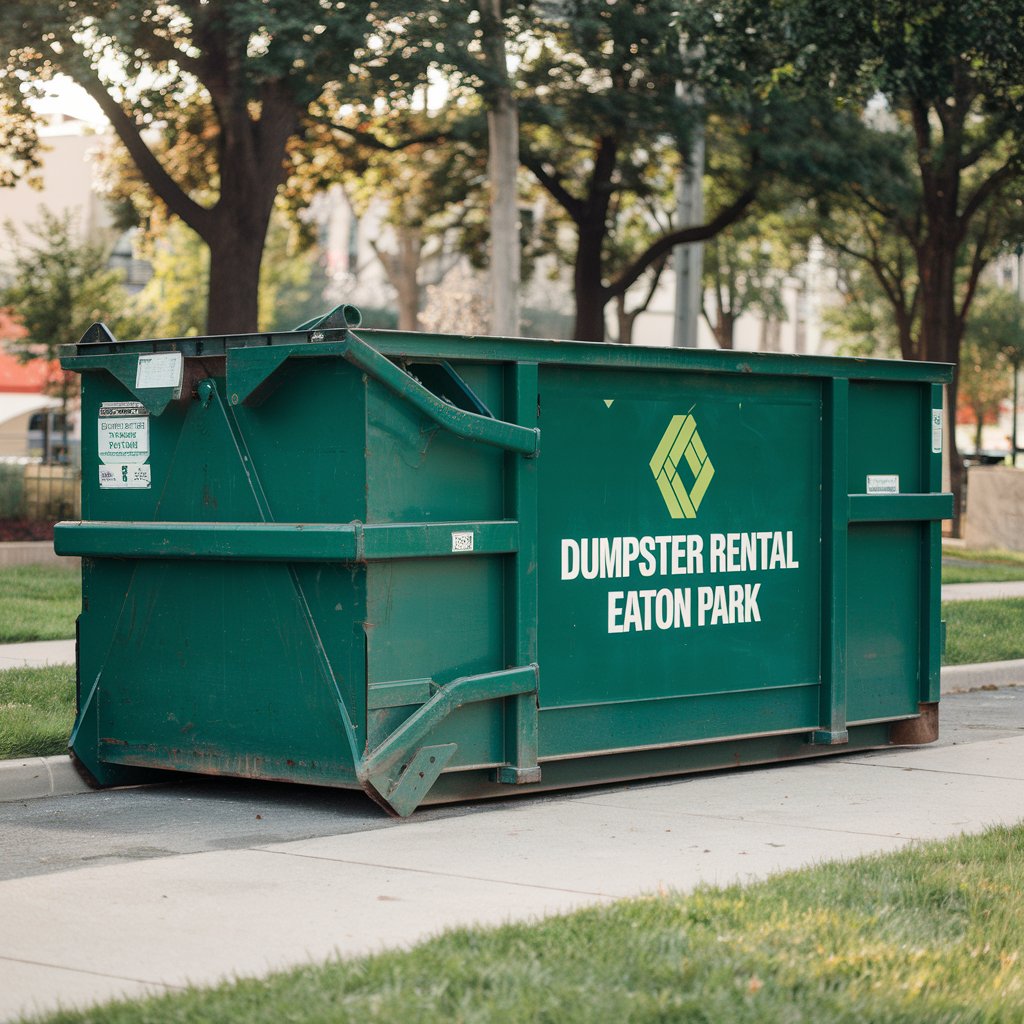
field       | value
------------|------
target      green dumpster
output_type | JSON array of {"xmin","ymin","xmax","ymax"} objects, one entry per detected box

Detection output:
[{"xmin": 56, "ymin": 308, "xmax": 952, "ymax": 815}]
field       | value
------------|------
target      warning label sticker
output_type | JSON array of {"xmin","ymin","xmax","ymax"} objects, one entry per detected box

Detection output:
[
  {"xmin": 99, "ymin": 464, "xmax": 152, "ymax": 489},
  {"xmin": 98, "ymin": 401, "xmax": 149, "ymax": 465},
  {"xmin": 866, "ymin": 474, "xmax": 900, "ymax": 494},
  {"xmin": 98, "ymin": 401, "xmax": 151, "ymax": 488}
]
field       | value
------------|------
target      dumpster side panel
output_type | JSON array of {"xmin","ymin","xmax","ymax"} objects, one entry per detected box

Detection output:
[
  {"xmin": 364, "ymin": 371, "xmax": 506, "ymax": 524},
  {"xmin": 845, "ymin": 380, "xmax": 934, "ymax": 723},
  {"xmin": 365, "ymin": 558, "xmax": 507, "ymax": 766},
  {"xmin": 361, "ymin": 369, "xmax": 512, "ymax": 768},
  {"xmin": 846, "ymin": 523, "xmax": 921, "ymax": 721},
  {"xmin": 72, "ymin": 362, "xmax": 369, "ymax": 785},
  {"xmin": 847, "ymin": 381, "xmax": 924, "ymax": 495},
  {"xmin": 536, "ymin": 366, "xmax": 823, "ymax": 757},
  {"xmin": 232, "ymin": 357, "xmax": 367, "ymax": 523},
  {"xmin": 87, "ymin": 560, "xmax": 365, "ymax": 782}
]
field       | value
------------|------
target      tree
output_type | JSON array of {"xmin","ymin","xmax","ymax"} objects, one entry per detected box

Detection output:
[
  {"xmin": 700, "ymin": 196, "xmax": 808, "ymax": 350},
  {"xmin": 960, "ymin": 285, "xmax": 1024, "ymax": 457},
  {"xmin": 821, "ymin": 249, "xmax": 903, "ymax": 359},
  {"xmin": 1, "ymin": 208, "xmax": 152, "ymax": 453},
  {"xmin": 507, "ymin": 1, "xmax": 760, "ymax": 341},
  {"xmin": 331, "ymin": 107, "xmax": 488, "ymax": 331},
  {"xmin": 507, "ymin": 0, "xmax": 855, "ymax": 342},
  {"xmin": 130, "ymin": 211, "xmax": 331, "ymax": 337},
  {"xmin": 772, "ymin": 0, "xmax": 1024, "ymax": 526},
  {"xmin": 0, "ymin": 2, "xmax": 419, "ymax": 334},
  {"xmin": 133, "ymin": 220, "xmax": 209, "ymax": 338},
  {"xmin": 958, "ymin": 325, "xmax": 1011, "ymax": 456}
]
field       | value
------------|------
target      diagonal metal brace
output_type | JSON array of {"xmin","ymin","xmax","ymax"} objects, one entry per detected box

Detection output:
[
  {"xmin": 359, "ymin": 664, "xmax": 538, "ymax": 816},
  {"xmin": 344, "ymin": 330, "xmax": 540, "ymax": 456}
]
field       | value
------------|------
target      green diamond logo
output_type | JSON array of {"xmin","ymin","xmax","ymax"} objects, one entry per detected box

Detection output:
[{"xmin": 649, "ymin": 414, "xmax": 715, "ymax": 518}]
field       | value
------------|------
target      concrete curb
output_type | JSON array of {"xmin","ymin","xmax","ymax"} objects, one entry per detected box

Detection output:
[
  {"xmin": 0, "ymin": 755, "xmax": 92, "ymax": 803},
  {"xmin": 0, "ymin": 638, "xmax": 76, "ymax": 670},
  {"xmin": 0, "ymin": 660, "xmax": 1020, "ymax": 805},
  {"xmin": 942, "ymin": 580, "xmax": 1024, "ymax": 602},
  {"xmin": 941, "ymin": 659, "xmax": 1024, "ymax": 693},
  {"xmin": 0, "ymin": 541, "xmax": 78, "ymax": 568}
]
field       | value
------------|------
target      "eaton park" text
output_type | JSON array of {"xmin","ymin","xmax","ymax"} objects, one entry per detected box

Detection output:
[{"xmin": 559, "ymin": 531, "xmax": 800, "ymax": 635}]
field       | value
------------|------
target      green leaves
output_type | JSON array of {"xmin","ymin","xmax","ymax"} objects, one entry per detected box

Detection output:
[{"xmin": 0, "ymin": 209, "xmax": 150, "ymax": 356}]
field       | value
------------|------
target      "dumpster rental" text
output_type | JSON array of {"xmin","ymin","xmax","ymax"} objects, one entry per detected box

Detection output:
[{"xmin": 559, "ymin": 531, "xmax": 799, "ymax": 634}]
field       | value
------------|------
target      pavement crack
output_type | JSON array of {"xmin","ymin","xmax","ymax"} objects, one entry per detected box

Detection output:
[
  {"xmin": 248, "ymin": 847, "xmax": 618, "ymax": 899},
  {"xmin": 0, "ymin": 954, "xmax": 185, "ymax": 991},
  {"xmin": 840, "ymin": 761, "xmax": 1024, "ymax": 781},
  {"xmin": 573, "ymin": 801, "xmax": 920, "ymax": 840}
]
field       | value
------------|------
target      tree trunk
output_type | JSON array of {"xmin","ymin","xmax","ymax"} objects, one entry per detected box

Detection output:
[
  {"xmin": 716, "ymin": 311, "xmax": 735, "ymax": 349},
  {"xmin": 394, "ymin": 228, "xmax": 423, "ymax": 331},
  {"xmin": 917, "ymin": 209, "xmax": 965, "ymax": 530},
  {"xmin": 373, "ymin": 228, "xmax": 423, "ymax": 331},
  {"xmin": 615, "ymin": 293, "xmax": 639, "ymax": 345},
  {"xmin": 206, "ymin": 216, "xmax": 267, "ymax": 335},
  {"xmin": 480, "ymin": 0, "xmax": 521, "ymax": 337},
  {"xmin": 573, "ymin": 221, "xmax": 608, "ymax": 342}
]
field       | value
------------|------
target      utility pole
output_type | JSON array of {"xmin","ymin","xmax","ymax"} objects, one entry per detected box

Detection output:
[
  {"xmin": 672, "ymin": 125, "xmax": 704, "ymax": 348},
  {"xmin": 1015, "ymin": 243, "xmax": 1023, "ymax": 467},
  {"xmin": 482, "ymin": 0, "xmax": 521, "ymax": 338},
  {"xmin": 672, "ymin": 30, "xmax": 704, "ymax": 350}
]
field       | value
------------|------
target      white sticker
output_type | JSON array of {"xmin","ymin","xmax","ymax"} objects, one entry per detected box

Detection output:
[
  {"xmin": 931, "ymin": 409, "xmax": 943, "ymax": 454},
  {"xmin": 100, "ymin": 464, "xmax": 151, "ymax": 489},
  {"xmin": 451, "ymin": 531, "xmax": 474, "ymax": 552},
  {"xmin": 866, "ymin": 475, "xmax": 900, "ymax": 494},
  {"xmin": 98, "ymin": 401, "xmax": 149, "ymax": 465},
  {"xmin": 136, "ymin": 352, "xmax": 183, "ymax": 391}
]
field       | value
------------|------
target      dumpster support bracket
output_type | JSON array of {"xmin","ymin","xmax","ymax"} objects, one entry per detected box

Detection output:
[
  {"xmin": 359, "ymin": 664, "xmax": 539, "ymax": 816},
  {"xmin": 498, "ymin": 361, "xmax": 542, "ymax": 785},
  {"xmin": 812, "ymin": 377, "xmax": 850, "ymax": 747}
]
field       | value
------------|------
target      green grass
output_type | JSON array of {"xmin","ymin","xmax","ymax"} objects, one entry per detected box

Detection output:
[
  {"xmin": 942, "ymin": 545, "xmax": 1024, "ymax": 584},
  {"xmin": 943, "ymin": 563, "xmax": 1024, "ymax": 584},
  {"xmin": 0, "ymin": 564, "xmax": 80, "ymax": 642},
  {"xmin": 942, "ymin": 598, "xmax": 1024, "ymax": 666},
  {"xmin": 26, "ymin": 824, "xmax": 1024, "ymax": 1024},
  {"xmin": 0, "ymin": 665, "xmax": 75, "ymax": 759}
]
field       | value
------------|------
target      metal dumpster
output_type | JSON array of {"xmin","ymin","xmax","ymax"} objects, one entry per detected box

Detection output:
[{"xmin": 56, "ymin": 308, "xmax": 953, "ymax": 815}]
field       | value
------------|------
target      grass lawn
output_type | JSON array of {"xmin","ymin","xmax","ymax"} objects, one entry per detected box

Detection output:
[
  {"xmin": 0, "ymin": 565, "xmax": 80, "ymax": 643},
  {"xmin": 942, "ymin": 598, "xmax": 1024, "ymax": 666},
  {"xmin": 27, "ymin": 824, "xmax": 1024, "ymax": 1023},
  {"xmin": 942, "ymin": 562, "xmax": 1024, "ymax": 584},
  {"xmin": 942, "ymin": 545, "xmax": 1024, "ymax": 584},
  {"xmin": 0, "ymin": 665, "xmax": 75, "ymax": 759}
]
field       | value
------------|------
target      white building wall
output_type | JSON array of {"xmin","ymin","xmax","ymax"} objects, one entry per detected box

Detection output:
[{"xmin": 0, "ymin": 116, "xmax": 113, "ymax": 278}]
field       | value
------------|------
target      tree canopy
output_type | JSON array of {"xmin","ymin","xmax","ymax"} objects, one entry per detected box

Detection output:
[{"xmin": 0, "ymin": 1, "xmax": 419, "ymax": 333}]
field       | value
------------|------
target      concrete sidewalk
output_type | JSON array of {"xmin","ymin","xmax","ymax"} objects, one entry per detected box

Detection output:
[
  {"xmin": 942, "ymin": 579, "xmax": 1024, "ymax": 601},
  {"xmin": 0, "ymin": 639, "xmax": 75, "ymax": 670},
  {"xmin": 2, "ymin": 732, "xmax": 1023, "ymax": 1022}
]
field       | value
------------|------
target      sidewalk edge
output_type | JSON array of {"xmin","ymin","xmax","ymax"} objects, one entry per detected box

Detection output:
[
  {"xmin": 941, "ymin": 659, "xmax": 1024, "ymax": 693},
  {"xmin": 0, "ymin": 754, "xmax": 92, "ymax": 803}
]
